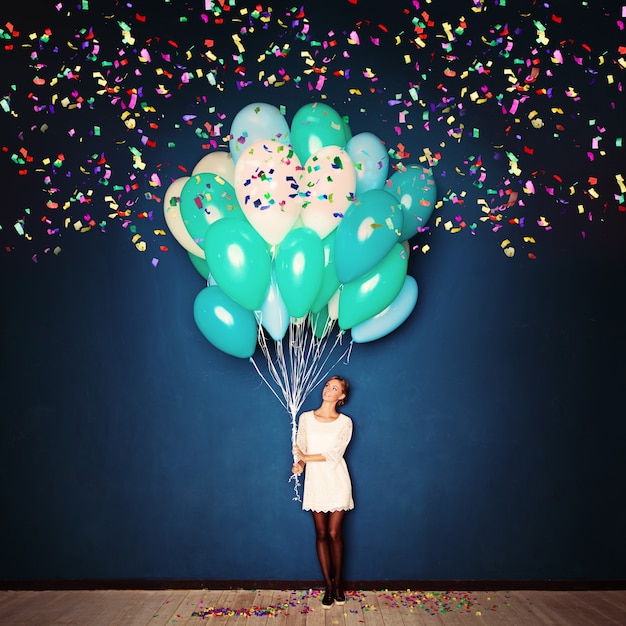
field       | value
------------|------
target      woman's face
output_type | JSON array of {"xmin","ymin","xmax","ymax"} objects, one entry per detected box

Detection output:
[{"xmin": 322, "ymin": 379, "xmax": 346, "ymax": 405}]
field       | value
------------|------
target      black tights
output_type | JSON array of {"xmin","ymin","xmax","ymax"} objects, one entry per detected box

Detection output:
[{"xmin": 312, "ymin": 510, "xmax": 346, "ymax": 593}]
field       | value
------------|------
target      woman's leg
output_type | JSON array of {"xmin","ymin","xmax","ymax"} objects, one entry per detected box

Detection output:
[
  {"xmin": 328, "ymin": 510, "xmax": 346, "ymax": 595},
  {"xmin": 312, "ymin": 511, "xmax": 332, "ymax": 591}
]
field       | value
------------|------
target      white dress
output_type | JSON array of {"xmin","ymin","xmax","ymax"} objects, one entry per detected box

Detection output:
[{"xmin": 296, "ymin": 410, "xmax": 354, "ymax": 512}]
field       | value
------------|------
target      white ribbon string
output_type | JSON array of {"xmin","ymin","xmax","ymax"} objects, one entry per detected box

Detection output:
[{"xmin": 250, "ymin": 314, "xmax": 352, "ymax": 501}]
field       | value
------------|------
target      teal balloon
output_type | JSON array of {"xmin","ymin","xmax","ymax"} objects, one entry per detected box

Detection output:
[
  {"xmin": 188, "ymin": 251, "xmax": 210, "ymax": 280},
  {"xmin": 290, "ymin": 102, "xmax": 351, "ymax": 164},
  {"xmin": 338, "ymin": 243, "xmax": 409, "ymax": 330},
  {"xmin": 275, "ymin": 227, "xmax": 324, "ymax": 318},
  {"xmin": 346, "ymin": 132, "xmax": 389, "ymax": 195},
  {"xmin": 351, "ymin": 275, "xmax": 418, "ymax": 343},
  {"xmin": 204, "ymin": 218, "xmax": 271, "ymax": 311},
  {"xmin": 334, "ymin": 188, "xmax": 403, "ymax": 284},
  {"xmin": 310, "ymin": 306, "xmax": 332, "ymax": 339},
  {"xmin": 389, "ymin": 165, "xmax": 437, "ymax": 241},
  {"xmin": 257, "ymin": 266, "xmax": 290, "ymax": 341},
  {"xmin": 310, "ymin": 231, "xmax": 340, "ymax": 314},
  {"xmin": 193, "ymin": 286, "xmax": 258, "ymax": 358},
  {"xmin": 180, "ymin": 173, "xmax": 242, "ymax": 249}
]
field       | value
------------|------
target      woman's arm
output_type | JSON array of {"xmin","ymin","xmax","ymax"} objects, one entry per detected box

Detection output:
[{"xmin": 293, "ymin": 444, "xmax": 326, "ymax": 463}]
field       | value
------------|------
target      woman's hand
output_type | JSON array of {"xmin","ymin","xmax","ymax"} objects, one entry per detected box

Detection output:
[
  {"xmin": 293, "ymin": 444, "xmax": 305, "ymax": 461},
  {"xmin": 292, "ymin": 444, "xmax": 306, "ymax": 475}
]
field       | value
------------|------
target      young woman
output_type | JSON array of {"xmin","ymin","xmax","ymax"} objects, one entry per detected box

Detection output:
[{"xmin": 292, "ymin": 375, "xmax": 354, "ymax": 609}]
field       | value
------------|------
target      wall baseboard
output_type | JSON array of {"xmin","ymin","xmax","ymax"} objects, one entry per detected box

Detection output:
[{"xmin": 1, "ymin": 579, "xmax": 625, "ymax": 591}]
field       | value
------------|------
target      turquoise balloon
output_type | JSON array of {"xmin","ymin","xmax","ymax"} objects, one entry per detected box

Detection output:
[
  {"xmin": 204, "ymin": 218, "xmax": 271, "ymax": 311},
  {"xmin": 290, "ymin": 102, "xmax": 351, "ymax": 164},
  {"xmin": 257, "ymin": 266, "xmax": 290, "ymax": 341},
  {"xmin": 188, "ymin": 251, "xmax": 210, "ymax": 280},
  {"xmin": 180, "ymin": 173, "xmax": 242, "ymax": 249},
  {"xmin": 389, "ymin": 164, "xmax": 437, "ymax": 241},
  {"xmin": 275, "ymin": 227, "xmax": 324, "ymax": 318},
  {"xmin": 334, "ymin": 188, "xmax": 403, "ymax": 284},
  {"xmin": 351, "ymin": 275, "xmax": 418, "ymax": 343},
  {"xmin": 193, "ymin": 286, "xmax": 258, "ymax": 358},
  {"xmin": 338, "ymin": 243, "xmax": 408, "ymax": 330},
  {"xmin": 310, "ymin": 231, "xmax": 340, "ymax": 314},
  {"xmin": 346, "ymin": 132, "xmax": 389, "ymax": 195}
]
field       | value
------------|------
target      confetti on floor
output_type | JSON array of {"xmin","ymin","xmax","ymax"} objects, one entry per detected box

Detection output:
[{"xmin": 188, "ymin": 588, "xmax": 503, "ymax": 618}]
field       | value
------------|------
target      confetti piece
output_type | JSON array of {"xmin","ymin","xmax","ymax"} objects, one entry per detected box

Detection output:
[{"xmin": 0, "ymin": 1, "xmax": 623, "ymax": 266}]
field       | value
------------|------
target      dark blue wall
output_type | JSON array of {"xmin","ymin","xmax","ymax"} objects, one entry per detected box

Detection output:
[
  {"xmin": 2, "ymin": 216, "xmax": 625, "ymax": 582},
  {"xmin": 1, "ymin": 0, "xmax": 625, "ymax": 584}
]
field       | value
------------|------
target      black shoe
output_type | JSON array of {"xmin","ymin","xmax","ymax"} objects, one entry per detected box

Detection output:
[
  {"xmin": 321, "ymin": 589, "xmax": 334, "ymax": 609},
  {"xmin": 334, "ymin": 588, "xmax": 346, "ymax": 605}
]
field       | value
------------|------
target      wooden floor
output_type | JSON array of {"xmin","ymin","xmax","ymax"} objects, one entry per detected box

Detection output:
[{"xmin": 0, "ymin": 588, "xmax": 625, "ymax": 625}]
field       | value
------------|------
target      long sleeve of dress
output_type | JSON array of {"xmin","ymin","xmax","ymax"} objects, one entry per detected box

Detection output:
[{"xmin": 320, "ymin": 418, "xmax": 352, "ymax": 466}]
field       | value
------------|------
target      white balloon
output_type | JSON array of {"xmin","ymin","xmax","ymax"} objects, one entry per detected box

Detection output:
[
  {"xmin": 234, "ymin": 139, "xmax": 302, "ymax": 246},
  {"xmin": 163, "ymin": 176, "xmax": 205, "ymax": 258},
  {"xmin": 192, "ymin": 151, "xmax": 236, "ymax": 186},
  {"xmin": 327, "ymin": 288, "xmax": 340, "ymax": 321},
  {"xmin": 299, "ymin": 146, "xmax": 356, "ymax": 239}
]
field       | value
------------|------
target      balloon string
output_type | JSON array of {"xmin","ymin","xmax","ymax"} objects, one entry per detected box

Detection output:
[{"xmin": 251, "ymin": 315, "xmax": 352, "ymax": 502}]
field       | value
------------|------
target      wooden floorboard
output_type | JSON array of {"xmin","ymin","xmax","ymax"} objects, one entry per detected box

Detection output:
[
  {"xmin": 0, "ymin": 588, "xmax": 625, "ymax": 625},
  {"xmin": 574, "ymin": 589, "xmax": 626, "ymax": 620}
]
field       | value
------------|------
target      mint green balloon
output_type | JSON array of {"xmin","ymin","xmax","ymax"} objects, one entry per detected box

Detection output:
[
  {"xmin": 188, "ymin": 251, "xmax": 210, "ymax": 280},
  {"xmin": 310, "ymin": 306, "xmax": 332, "ymax": 339},
  {"xmin": 338, "ymin": 243, "xmax": 408, "ymax": 330},
  {"xmin": 290, "ymin": 102, "xmax": 351, "ymax": 164},
  {"xmin": 310, "ymin": 231, "xmax": 340, "ymax": 314},
  {"xmin": 389, "ymin": 164, "xmax": 437, "ymax": 241},
  {"xmin": 275, "ymin": 227, "xmax": 324, "ymax": 318},
  {"xmin": 193, "ymin": 286, "xmax": 258, "ymax": 359},
  {"xmin": 180, "ymin": 173, "xmax": 243, "ymax": 250},
  {"xmin": 204, "ymin": 218, "xmax": 271, "ymax": 311}
]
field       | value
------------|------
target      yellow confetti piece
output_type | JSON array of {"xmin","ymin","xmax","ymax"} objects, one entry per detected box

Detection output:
[{"xmin": 233, "ymin": 33, "xmax": 246, "ymax": 53}]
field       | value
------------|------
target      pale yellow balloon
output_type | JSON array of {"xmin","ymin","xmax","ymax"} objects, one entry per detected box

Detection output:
[
  {"xmin": 327, "ymin": 288, "xmax": 340, "ymax": 321},
  {"xmin": 192, "ymin": 151, "xmax": 235, "ymax": 186},
  {"xmin": 163, "ymin": 176, "xmax": 205, "ymax": 258}
]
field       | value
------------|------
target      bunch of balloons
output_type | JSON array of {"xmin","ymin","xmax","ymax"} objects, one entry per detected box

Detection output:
[{"xmin": 163, "ymin": 102, "xmax": 437, "ymax": 359}]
